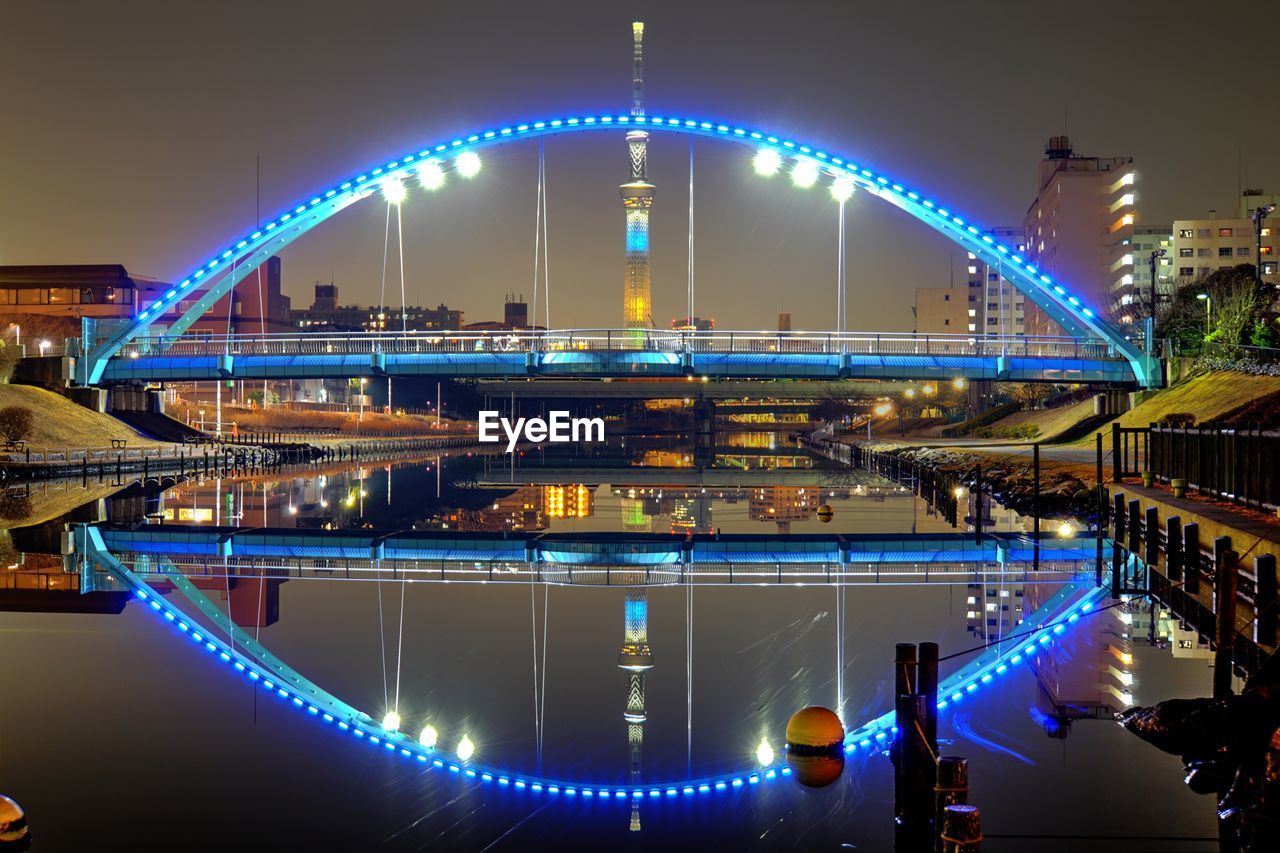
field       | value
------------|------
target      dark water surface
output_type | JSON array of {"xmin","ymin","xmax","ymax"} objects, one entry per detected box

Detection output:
[{"xmin": 0, "ymin": 435, "xmax": 1221, "ymax": 851}]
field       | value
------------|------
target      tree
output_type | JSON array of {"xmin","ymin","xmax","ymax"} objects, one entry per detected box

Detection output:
[
  {"xmin": 1158, "ymin": 264, "xmax": 1272, "ymax": 355},
  {"xmin": 1005, "ymin": 382, "xmax": 1054, "ymax": 408},
  {"xmin": 0, "ymin": 406, "xmax": 34, "ymax": 442},
  {"xmin": 1214, "ymin": 281, "xmax": 1259, "ymax": 352}
]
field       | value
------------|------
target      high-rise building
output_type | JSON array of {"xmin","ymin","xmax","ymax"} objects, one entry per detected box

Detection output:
[
  {"xmin": 1119, "ymin": 226, "xmax": 1173, "ymax": 328},
  {"xmin": 618, "ymin": 588, "xmax": 653, "ymax": 832},
  {"xmin": 620, "ymin": 22, "xmax": 654, "ymax": 330},
  {"xmin": 972, "ymin": 227, "xmax": 1028, "ymax": 337},
  {"xmin": 912, "ymin": 285, "xmax": 970, "ymax": 334},
  {"xmin": 1170, "ymin": 203, "xmax": 1279, "ymax": 286},
  {"xmin": 187, "ymin": 256, "xmax": 292, "ymax": 336},
  {"xmin": 1022, "ymin": 136, "xmax": 1135, "ymax": 335}
]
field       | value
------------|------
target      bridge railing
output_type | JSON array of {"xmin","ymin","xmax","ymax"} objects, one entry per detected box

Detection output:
[{"xmin": 116, "ymin": 330, "xmax": 1119, "ymax": 360}]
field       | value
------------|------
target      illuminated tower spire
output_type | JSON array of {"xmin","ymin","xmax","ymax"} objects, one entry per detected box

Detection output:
[
  {"xmin": 618, "ymin": 587, "xmax": 653, "ymax": 831},
  {"xmin": 621, "ymin": 21, "xmax": 655, "ymax": 330}
]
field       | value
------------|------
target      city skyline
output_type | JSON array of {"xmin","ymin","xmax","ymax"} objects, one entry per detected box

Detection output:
[{"xmin": 3, "ymin": 1, "xmax": 1276, "ymax": 333}]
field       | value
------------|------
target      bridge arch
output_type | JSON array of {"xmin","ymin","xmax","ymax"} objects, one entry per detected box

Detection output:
[{"xmin": 76, "ymin": 111, "xmax": 1155, "ymax": 385}]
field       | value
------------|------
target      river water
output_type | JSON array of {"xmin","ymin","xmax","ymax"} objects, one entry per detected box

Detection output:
[{"xmin": 0, "ymin": 432, "xmax": 1221, "ymax": 851}]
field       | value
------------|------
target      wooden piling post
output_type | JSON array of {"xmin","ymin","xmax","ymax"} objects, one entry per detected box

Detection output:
[
  {"xmin": 894, "ymin": 643, "xmax": 917, "ymax": 832},
  {"xmin": 1166, "ymin": 516, "xmax": 1183, "ymax": 582},
  {"xmin": 1183, "ymin": 522, "xmax": 1201, "ymax": 595},
  {"xmin": 1144, "ymin": 505, "xmax": 1159, "ymax": 568},
  {"xmin": 919, "ymin": 642, "xmax": 939, "ymax": 753},
  {"xmin": 895, "ymin": 694, "xmax": 932, "ymax": 853},
  {"xmin": 1127, "ymin": 499, "xmax": 1141, "ymax": 556},
  {"xmin": 1212, "ymin": 536, "xmax": 1237, "ymax": 700},
  {"xmin": 1255, "ymin": 554, "xmax": 1278, "ymax": 648},
  {"xmin": 934, "ymin": 757, "xmax": 968, "ymax": 853},
  {"xmin": 941, "ymin": 804, "xmax": 982, "ymax": 853},
  {"xmin": 1113, "ymin": 492, "xmax": 1125, "ymax": 541}
]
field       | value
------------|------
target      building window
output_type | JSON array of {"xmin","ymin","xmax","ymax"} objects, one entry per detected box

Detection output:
[
  {"xmin": 1197, "ymin": 248, "xmax": 1211, "ymax": 257},
  {"xmin": 1197, "ymin": 228, "xmax": 1211, "ymax": 238},
  {"xmin": 1179, "ymin": 229, "xmax": 1194, "ymax": 238},
  {"xmin": 1219, "ymin": 247, "xmax": 1234, "ymax": 257},
  {"xmin": 987, "ymin": 317, "xmax": 998, "ymax": 326},
  {"xmin": 1179, "ymin": 248, "xmax": 1194, "ymax": 257},
  {"xmin": 1179, "ymin": 267, "xmax": 1194, "ymax": 277},
  {"xmin": 943, "ymin": 319, "xmax": 950, "ymax": 326},
  {"xmin": 1219, "ymin": 227, "xmax": 1234, "ymax": 237},
  {"xmin": 1262, "ymin": 246, "xmax": 1274, "ymax": 256},
  {"xmin": 1238, "ymin": 246, "xmax": 1252, "ymax": 256},
  {"xmin": 943, "ymin": 294, "xmax": 950, "ymax": 301},
  {"xmin": 1263, "ymin": 262, "xmax": 1278, "ymax": 275}
]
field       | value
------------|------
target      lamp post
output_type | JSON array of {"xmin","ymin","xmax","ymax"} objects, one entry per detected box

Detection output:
[
  {"xmin": 1148, "ymin": 247, "xmax": 1166, "ymax": 329},
  {"xmin": 1253, "ymin": 203, "xmax": 1275, "ymax": 288},
  {"xmin": 1196, "ymin": 293, "xmax": 1211, "ymax": 337}
]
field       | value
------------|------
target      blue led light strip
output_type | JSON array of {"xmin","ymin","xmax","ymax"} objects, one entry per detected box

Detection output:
[
  {"xmin": 80, "ymin": 110, "xmax": 1152, "ymax": 386},
  {"xmin": 85, "ymin": 527, "xmax": 1106, "ymax": 800}
]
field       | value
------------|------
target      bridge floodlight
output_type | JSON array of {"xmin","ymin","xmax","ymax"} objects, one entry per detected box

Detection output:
[
  {"xmin": 457, "ymin": 734, "xmax": 476, "ymax": 762},
  {"xmin": 418, "ymin": 724, "xmax": 438, "ymax": 748},
  {"xmin": 830, "ymin": 174, "xmax": 856, "ymax": 202},
  {"xmin": 382, "ymin": 710, "xmax": 401, "ymax": 732},
  {"xmin": 418, "ymin": 159, "xmax": 446, "ymax": 190},
  {"xmin": 791, "ymin": 157, "xmax": 819, "ymax": 188},
  {"xmin": 755, "ymin": 738, "xmax": 774, "ymax": 766},
  {"xmin": 456, "ymin": 151, "xmax": 482, "ymax": 178},
  {"xmin": 382, "ymin": 177, "xmax": 408, "ymax": 205},
  {"xmin": 752, "ymin": 147, "xmax": 782, "ymax": 176}
]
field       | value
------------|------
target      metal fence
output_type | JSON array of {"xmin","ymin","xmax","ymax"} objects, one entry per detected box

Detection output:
[
  {"xmin": 1150, "ymin": 425, "xmax": 1280, "ymax": 510},
  {"xmin": 117, "ymin": 329, "xmax": 1122, "ymax": 360},
  {"xmin": 1113, "ymin": 422, "xmax": 1280, "ymax": 511}
]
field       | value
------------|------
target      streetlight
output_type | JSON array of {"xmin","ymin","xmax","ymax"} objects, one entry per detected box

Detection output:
[
  {"xmin": 1148, "ymin": 247, "xmax": 1166, "ymax": 330},
  {"xmin": 359, "ymin": 378, "xmax": 368, "ymax": 423},
  {"xmin": 38, "ymin": 340, "xmax": 50, "ymax": 356},
  {"xmin": 869, "ymin": 401, "xmax": 893, "ymax": 439},
  {"xmin": 1253, "ymin": 203, "xmax": 1274, "ymax": 288},
  {"xmin": 1196, "ymin": 293, "xmax": 1211, "ymax": 336}
]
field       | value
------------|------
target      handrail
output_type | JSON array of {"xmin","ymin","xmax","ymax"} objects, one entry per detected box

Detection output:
[{"xmin": 115, "ymin": 329, "xmax": 1122, "ymax": 360}]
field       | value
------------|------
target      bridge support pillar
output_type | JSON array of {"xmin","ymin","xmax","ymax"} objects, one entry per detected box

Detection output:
[
  {"xmin": 525, "ymin": 351, "xmax": 539, "ymax": 375},
  {"xmin": 218, "ymin": 353, "xmax": 234, "ymax": 378},
  {"xmin": 371, "ymin": 351, "xmax": 386, "ymax": 375}
]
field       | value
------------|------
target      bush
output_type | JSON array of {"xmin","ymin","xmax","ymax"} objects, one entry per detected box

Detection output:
[
  {"xmin": 1159, "ymin": 412, "xmax": 1196, "ymax": 427},
  {"xmin": 0, "ymin": 406, "xmax": 34, "ymax": 442}
]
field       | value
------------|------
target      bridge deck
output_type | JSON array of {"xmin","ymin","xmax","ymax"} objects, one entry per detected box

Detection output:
[
  {"xmin": 99, "ymin": 527, "xmax": 1100, "ymax": 586},
  {"xmin": 98, "ymin": 330, "xmax": 1139, "ymax": 385}
]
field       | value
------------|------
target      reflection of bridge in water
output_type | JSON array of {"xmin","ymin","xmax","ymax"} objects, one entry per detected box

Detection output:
[{"xmin": 90, "ymin": 527, "xmax": 1098, "ymax": 587}]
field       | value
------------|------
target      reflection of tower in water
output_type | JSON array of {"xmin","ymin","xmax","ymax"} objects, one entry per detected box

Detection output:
[{"xmin": 618, "ymin": 588, "xmax": 654, "ymax": 831}]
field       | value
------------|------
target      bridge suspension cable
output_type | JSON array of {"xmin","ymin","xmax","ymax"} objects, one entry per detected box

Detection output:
[{"xmin": 687, "ymin": 137, "xmax": 695, "ymax": 328}]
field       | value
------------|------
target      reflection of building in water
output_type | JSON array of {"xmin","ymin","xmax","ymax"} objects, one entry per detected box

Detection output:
[
  {"xmin": 749, "ymin": 486, "xmax": 816, "ymax": 534},
  {"xmin": 442, "ymin": 484, "xmax": 596, "ymax": 532},
  {"xmin": 458, "ymin": 486, "xmax": 547, "ymax": 532},
  {"xmin": 621, "ymin": 497, "xmax": 651, "ymax": 533},
  {"xmin": 965, "ymin": 581, "xmax": 1024, "ymax": 642},
  {"xmin": 1025, "ymin": 581, "xmax": 1135, "ymax": 737},
  {"xmin": 618, "ymin": 588, "xmax": 653, "ymax": 832},
  {"xmin": 640, "ymin": 449, "xmax": 695, "ymax": 468},
  {"xmin": 668, "ymin": 497, "xmax": 713, "ymax": 533},
  {"xmin": 542, "ymin": 484, "xmax": 594, "ymax": 519},
  {"xmin": 1, "ymin": 552, "xmax": 129, "ymax": 614}
]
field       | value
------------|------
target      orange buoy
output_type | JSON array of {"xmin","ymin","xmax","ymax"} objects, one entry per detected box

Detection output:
[{"xmin": 786, "ymin": 706, "xmax": 846, "ymax": 788}]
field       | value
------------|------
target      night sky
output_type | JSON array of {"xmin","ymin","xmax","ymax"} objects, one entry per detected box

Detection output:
[{"xmin": 3, "ymin": 0, "xmax": 1276, "ymax": 331}]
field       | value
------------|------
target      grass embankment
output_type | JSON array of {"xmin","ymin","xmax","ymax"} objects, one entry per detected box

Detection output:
[
  {"xmin": 0, "ymin": 385, "xmax": 159, "ymax": 449},
  {"xmin": 1071, "ymin": 371, "xmax": 1280, "ymax": 445},
  {"xmin": 168, "ymin": 400, "xmax": 466, "ymax": 436}
]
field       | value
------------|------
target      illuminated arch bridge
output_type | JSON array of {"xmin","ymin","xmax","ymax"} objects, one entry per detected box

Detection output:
[
  {"xmin": 73, "ymin": 111, "xmax": 1158, "ymax": 387},
  {"xmin": 74, "ymin": 525, "xmax": 1108, "ymax": 801}
]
